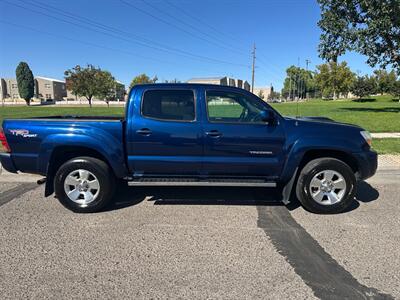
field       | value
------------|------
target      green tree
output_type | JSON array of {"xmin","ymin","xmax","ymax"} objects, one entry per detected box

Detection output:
[
  {"xmin": 317, "ymin": 0, "xmax": 400, "ymax": 72},
  {"xmin": 351, "ymin": 75, "xmax": 377, "ymax": 99},
  {"xmin": 373, "ymin": 69, "xmax": 397, "ymax": 95},
  {"xmin": 392, "ymin": 80, "xmax": 400, "ymax": 101},
  {"xmin": 129, "ymin": 74, "xmax": 158, "ymax": 88},
  {"xmin": 315, "ymin": 61, "xmax": 355, "ymax": 99},
  {"xmin": 268, "ymin": 91, "xmax": 281, "ymax": 100},
  {"xmin": 15, "ymin": 62, "xmax": 34, "ymax": 106},
  {"xmin": 64, "ymin": 64, "xmax": 116, "ymax": 107},
  {"xmin": 281, "ymin": 66, "xmax": 316, "ymax": 100}
]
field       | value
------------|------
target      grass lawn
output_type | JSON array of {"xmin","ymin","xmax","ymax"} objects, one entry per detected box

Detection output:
[
  {"xmin": 0, "ymin": 105, "xmax": 124, "ymax": 123},
  {"xmin": 270, "ymin": 95, "xmax": 399, "ymax": 133},
  {"xmin": 372, "ymin": 138, "xmax": 400, "ymax": 154}
]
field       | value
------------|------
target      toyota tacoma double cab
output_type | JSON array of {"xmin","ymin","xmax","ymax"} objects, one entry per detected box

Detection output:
[{"xmin": 0, "ymin": 84, "xmax": 377, "ymax": 213}]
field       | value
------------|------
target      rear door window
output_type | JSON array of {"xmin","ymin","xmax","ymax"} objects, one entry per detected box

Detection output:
[{"xmin": 142, "ymin": 90, "xmax": 195, "ymax": 121}]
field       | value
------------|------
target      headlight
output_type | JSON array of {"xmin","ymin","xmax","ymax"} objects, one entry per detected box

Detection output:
[{"xmin": 360, "ymin": 130, "xmax": 372, "ymax": 146}]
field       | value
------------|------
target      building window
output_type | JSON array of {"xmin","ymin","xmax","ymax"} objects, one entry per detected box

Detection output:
[
  {"xmin": 45, "ymin": 84, "xmax": 51, "ymax": 89},
  {"xmin": 12, "ymin": 84, "xmax": 18, "ymax": 88},
  {"xmin": 13, "ymin": 94, "xmax": 19, "ymax": 99},
  {"xmin": 142, "ymin": 90, "xmax": 195, "ymax": 121},
  {"xmin": 45, "ymin": 94, "xmax": 52, "ymax": 99}
]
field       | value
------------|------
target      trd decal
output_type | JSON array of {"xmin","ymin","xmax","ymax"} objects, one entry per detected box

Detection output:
[{"xmin": 9, "ymin": 129, "xmax": 38, "ymax": 138}]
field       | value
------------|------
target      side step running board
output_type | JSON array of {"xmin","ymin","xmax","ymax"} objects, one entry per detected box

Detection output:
[{"xmin": 128, "ymin": 179, "xmax": 276, "ymax": 187}]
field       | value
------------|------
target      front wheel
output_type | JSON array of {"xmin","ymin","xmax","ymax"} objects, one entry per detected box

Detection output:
[
  {"xmin": 54, "ymin": 157, "xmax": 115, "ymax": 213},
  {"xmin": 296, "ymin": 158, "xmax": 356, "ymax": 214}
]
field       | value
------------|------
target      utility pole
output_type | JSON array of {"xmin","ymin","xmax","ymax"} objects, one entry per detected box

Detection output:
[
  {"xmin": 305, "ymin": 59, "xmax": 311, "ymax": 100},
  {"xmin": 297, "ymin": 57, "xmax": 300, "ymax": 99},
  {"xmin": 305, "ymin": 59, "xmax": 310, "ymax": 71},
  {"xmin": 251, "ymin": 43, "xmax": 256, "ymax": 93},
  {"xmin": 296, "ymin": 57, "xmax": 300, "ymax": 117}
]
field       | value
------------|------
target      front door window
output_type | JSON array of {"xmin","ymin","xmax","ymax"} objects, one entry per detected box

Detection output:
[{"xmin": 206, "ymin": 90, "xmax": 266, "ymax": 124}]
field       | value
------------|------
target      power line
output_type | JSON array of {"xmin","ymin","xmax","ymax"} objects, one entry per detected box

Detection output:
[
  {"xmin": 0, "ymin": 20, "xmax": 175, "ymax": 66},
  {"xmin": 140, "ymin": 0, "xmax": 247, "ymax": 56},
  {"xmin": 164, "ymin": 0, "xmax": 246, "ymax": 47},
  {"xmin": 120, "ymin": 0, "xmax": 245, "ymax": 57},
  {"xmin": 4, "ymin": 0, "xmax": 285, "ymax": 86},
  {"xmin": 4, "ymin": 0, "xmax": 249, "ymax": 68},
  {"xmin": 25, "ymin": 0, "xmax": 249, "ymax": 67},
  {"xmin": 257, "ymin": 55, "xmax": 285, "ymax": 77},
  {"xmin": 0, "ymin": 19, "xmax": 243, "ymax": 80}
]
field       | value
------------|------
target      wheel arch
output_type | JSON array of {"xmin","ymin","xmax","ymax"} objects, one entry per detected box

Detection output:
[
  {"xmin": 298, "ymin": 149, "xmax": 359, "ymax": 174},
  {"xmin": 281, "ymin": 147, "xmax": 360, "ymax": 205},
  {"xmin": 44, "ymin": 146, "xmax": 116, "ymax": 197}
]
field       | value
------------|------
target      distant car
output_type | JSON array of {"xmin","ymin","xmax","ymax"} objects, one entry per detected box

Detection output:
[
  {"xmin": 0, "ymin": 83, "xmax": 377, "ymax": 214},
  {"xmin": 270, "ymin": 98, "xmax": 282, "ymax": 103}
]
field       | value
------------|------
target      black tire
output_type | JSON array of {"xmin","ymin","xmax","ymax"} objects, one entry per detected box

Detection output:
[
  {"xmin": 295, "ymin": 158, "xmax": 356, "ymax": 214},
  {"xmin": 54, "ymin": 156, "xmax": 115, "ymax": 213}
]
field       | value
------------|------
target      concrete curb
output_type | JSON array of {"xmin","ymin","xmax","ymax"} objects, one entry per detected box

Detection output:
[{"xmin": 371, "ymin": 133, "xmax": 400, "ymax": 138}]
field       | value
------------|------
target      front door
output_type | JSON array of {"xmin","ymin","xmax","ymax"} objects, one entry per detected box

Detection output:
[
  {"xmin": 127, "ymin": 88, "xmax": 203, "ymax": 176},
  {"xmin": 202, "ymin": 89, "xmax": 286, "ymax": 178}
]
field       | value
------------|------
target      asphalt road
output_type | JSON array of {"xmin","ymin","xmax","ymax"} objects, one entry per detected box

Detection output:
[{"xmin": 0, "ymin": 168, "xmax": 399, "ymax": 299}]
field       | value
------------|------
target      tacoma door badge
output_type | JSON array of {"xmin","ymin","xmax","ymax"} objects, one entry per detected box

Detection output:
[{"xmin": 249, "ymin": 151, "xmax": 273, "ymax": 155}]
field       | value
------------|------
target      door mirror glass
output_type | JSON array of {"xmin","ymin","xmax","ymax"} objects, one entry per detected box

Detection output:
[{"xmin": 260, "ymin": 110, "xmax": 275, "ymax": 123}]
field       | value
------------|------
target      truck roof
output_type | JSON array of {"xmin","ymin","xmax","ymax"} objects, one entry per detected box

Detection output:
[{"xmin": 131, "ymin": 83, "xmax": 251, "ymax": 93}]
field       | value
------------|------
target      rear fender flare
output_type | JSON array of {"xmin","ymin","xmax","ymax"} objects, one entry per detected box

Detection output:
[{"xmin": 37, "ymin": 133, "xmax": 126, "ymax": 179}]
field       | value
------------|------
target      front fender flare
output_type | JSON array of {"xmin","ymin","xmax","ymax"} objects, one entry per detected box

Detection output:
[{"xmin": 280, "ymin": 137, "xmax": 359, "ymax": 183}]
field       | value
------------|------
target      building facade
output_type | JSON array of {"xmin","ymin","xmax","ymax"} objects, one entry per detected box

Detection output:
[
  {"xmin": 253, "ymin": 87, "xmax": 272, "ymax": 101},
  {"xmin": 187, "ymin": 77, "xmax": 251, "ymax": 91},
  {"xmin": 0, "ymin": 76, "xmax": 67, "ymax": 101},
  {"xmin": 0, "ymin": 78, "xmax": 20, "ymax": 100},
  {"xmin": 35, "ymin": 76, "xmax": 67, "ymax": 101},
  {"xmin": 1, "ymin": 76, "xmax": 125, "ymax": 103}
]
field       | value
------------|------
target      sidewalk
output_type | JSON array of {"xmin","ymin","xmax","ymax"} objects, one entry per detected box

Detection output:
[
  {"xmin": 371, "ymin": 133, "xmax": 400, "ymax": 138},
  {"xmin": 377, "ymin": 154, "xmax": 400, "ymax": 169}
]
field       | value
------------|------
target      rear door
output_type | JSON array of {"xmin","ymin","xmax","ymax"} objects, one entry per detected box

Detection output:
[
  {"xmin": 127, "ymin": 87, "xmax": 203, "ymax": 176},
  {"xmin": 202, "ymin": 89, "xmax": 286, "ymax": 178}
]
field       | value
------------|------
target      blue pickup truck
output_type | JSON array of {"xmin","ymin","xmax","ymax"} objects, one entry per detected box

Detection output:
[{"xmin": 0, "ymin": 84, "xmax": 377, "ymax": 213}]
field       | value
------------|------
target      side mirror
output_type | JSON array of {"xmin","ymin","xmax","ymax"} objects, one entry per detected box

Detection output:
[{"xmin": 260, "ymin": 110, "xmax": 275, "ymax": 123}]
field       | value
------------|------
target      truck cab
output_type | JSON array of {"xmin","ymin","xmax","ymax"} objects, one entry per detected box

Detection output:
[{"xmin": 0, "ymin": 84, "xmax": 377, "ymax": 213}]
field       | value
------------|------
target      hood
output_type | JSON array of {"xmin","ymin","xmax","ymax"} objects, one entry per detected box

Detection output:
[
  {"xmin": 290, "ymin": 116, "xmax": 335, "ymax": 123},
  {"xmin": 284, "ymin": 115, "xmax": 362, "ymax": 129}
]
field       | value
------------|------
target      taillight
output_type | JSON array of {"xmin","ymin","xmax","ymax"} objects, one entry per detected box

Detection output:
[{"xmin": 0, "ymin": 128, "xmax": 11, "ymax": 153}]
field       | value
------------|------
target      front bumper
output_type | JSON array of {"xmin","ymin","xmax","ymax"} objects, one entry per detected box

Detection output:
[
  {"xmin": 352, "ymin": 149, "xmax": 378, "ymax": 180},
  {"xmin": 0, "ymin": 153, "xmax": 18, "ymax": 173}
]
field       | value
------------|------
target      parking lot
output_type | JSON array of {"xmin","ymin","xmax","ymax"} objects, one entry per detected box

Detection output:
[{"xmin": 0, "ymin": 164, "xmax": 399, "ymax": 299}]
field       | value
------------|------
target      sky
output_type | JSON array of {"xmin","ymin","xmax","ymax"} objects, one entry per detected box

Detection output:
[{"xmin": 0, "ymin": 0, "xmax": 376, "ymax": 90}]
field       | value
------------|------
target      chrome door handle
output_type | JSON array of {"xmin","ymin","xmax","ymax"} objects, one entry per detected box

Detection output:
[
  {"xmin": 136, "ymin": 128, "xmax": 152, "ymax": 135},
  {"xmin": 205, "ymin": 130, "xmax": 222, "ymax": 137}
]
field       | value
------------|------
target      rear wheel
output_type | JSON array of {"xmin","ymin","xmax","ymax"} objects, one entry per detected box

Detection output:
[
  {"xmin": 54, "ymin": 157, "xmax": 115, "ymax": 213},
  {"xmin": 296, "ymin": 158, "xmax": 356, "ymax": 214}
]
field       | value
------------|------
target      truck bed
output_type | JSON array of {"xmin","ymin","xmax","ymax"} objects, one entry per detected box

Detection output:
[
  {"xmin": 24, "ymin": 115, "xmax": 124, "ymax": 121},
  {"xmin": 2, "ymin": 117, "xmax": 125, "ymax": 176}
]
